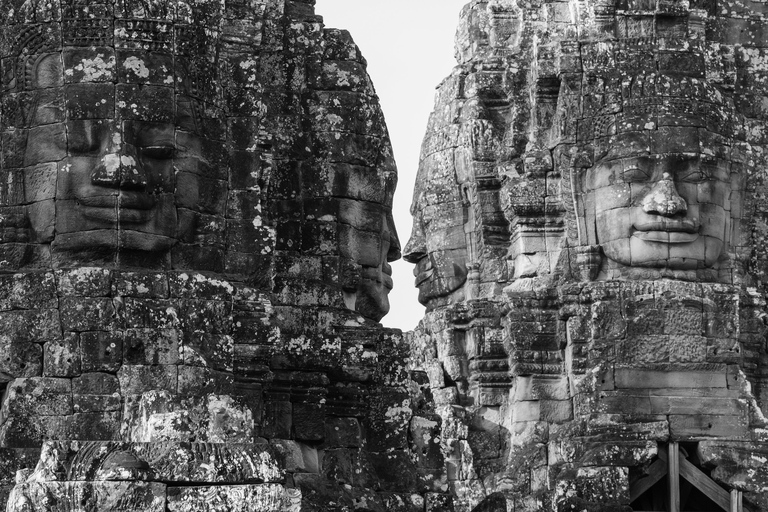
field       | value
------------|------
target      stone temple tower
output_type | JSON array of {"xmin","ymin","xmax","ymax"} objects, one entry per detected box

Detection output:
[
  {"xmin": 404, "ymin": 0, "xmax": 768, "ymax": 510},
  {"xmin": 0, "ymin": 1, "xmax": 421, "ymax": 510}
]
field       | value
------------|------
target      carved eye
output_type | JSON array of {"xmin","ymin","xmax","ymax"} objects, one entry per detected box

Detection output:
[
  {"xmin": 141, "ymin": 146, "xmax": 174, "ymax": 159},
  {"xmin": 678, "ymin": 169, "xmax": 710, "ymax": 183},
  {"xmin": 622, "ymin": 166, "xmax": 651, "ymax": 182}
]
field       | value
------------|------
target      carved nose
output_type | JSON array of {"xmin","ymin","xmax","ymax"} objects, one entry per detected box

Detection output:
[
  {"xmin": 642, "ymin": 172, "xmax": 687, "ymax": 217},
  {"xmin": 403, "ymin": 222, "xmax": 427, "ymax": 263},
  {"xmin": 91, "ymin": 147, "xmax": 147, "ymax": 190}
]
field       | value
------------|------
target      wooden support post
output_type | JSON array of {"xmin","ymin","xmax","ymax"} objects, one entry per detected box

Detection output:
[
  {"xmin": 669, "ymin": 442, "xmax": 680, "ymax": 512},
  {"xmin": 731, "ymin": 490, "xmax": 743, "ymax": 512}
]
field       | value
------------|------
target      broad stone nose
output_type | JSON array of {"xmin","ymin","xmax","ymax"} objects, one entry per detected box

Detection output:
[
  {"xmin": 403, "ymin": 221, "xmax": 427, "ymax": 264},
  {"xmin": 642, "ymin": 172, "xmax": 687, "ymax": 217},
  {"xmin": 91, "ymin": 145, "xmax": 147, "ymax": 190}
]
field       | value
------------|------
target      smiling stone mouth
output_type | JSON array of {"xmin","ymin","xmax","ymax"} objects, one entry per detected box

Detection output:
[
  {"xmin": 414, "ymin": 267, "xmax": 434, "ymax": 287},
  {"xmin": 77, "ymin": 194, "xmax": 156, "ymax": 224},
  {"xmin": 77, "ymin": 194, "xmax": 155, "ymax": 210},
  {"xmin": 631, "ymin": 218, "xmax": 700, "ymax": 243},
  {"xmin": 633, "ymin": 219, "xmax": 698, "ymax": 233},
  {"xmin": 632, "ymin": 231, "xmax": 700, "ymax": 243}
]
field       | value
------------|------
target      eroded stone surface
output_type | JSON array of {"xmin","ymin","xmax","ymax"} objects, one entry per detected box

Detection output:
[
  {"xmin": 0, "ymin": 0, "xmax": 416, "ymax": 511},
  {"xmin": 404, "ymin": 0, "xmax": 768, "ymax": 510}
]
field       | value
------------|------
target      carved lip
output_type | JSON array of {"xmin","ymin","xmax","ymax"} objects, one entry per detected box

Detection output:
[
  {"xmin": 77, "ymin": 193, "xmax": 156, "ymax": 224},
  {"xmin": 634, "ymin": 219, "xmax": 698, "ymax": 233},
  {"xmin": 632, "ymin": 231, "xmax": 700, "ymax": 243},
  {"xmin": 632, "ymin": 219, "xmax": 699, "ymax": 243},
  {"xmin": 414, "ymin": 269, "xmax": 433, "ymax": 287},
  {"xmin": 361, "ymin": 266, "xmax": 394, "ymax": 290}
]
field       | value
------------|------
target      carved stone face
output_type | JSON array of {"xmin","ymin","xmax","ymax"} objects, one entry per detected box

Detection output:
[
  {"xmin": 404, "ymin": 200, "xmax": 469, "ymax": 308},
  {"xmin": 343, "ymin": 206, "xmax": 399, "ymax": 321},
  {"xmin": 22, "ymin": 53, "xmax": 206, "ymax": 259},
  {"xmin": 584, "ymin": 127, "xmax": 734, "ymax": 269}
]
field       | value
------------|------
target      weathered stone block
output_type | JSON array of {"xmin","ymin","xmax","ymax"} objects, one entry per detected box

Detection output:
[
  {"xmin": 324, "ymin": 417, "xmax": 362, "ymax": 448},
  {"xmin": 123, "ymin": 328, "xmax": 180, "ymax": 365},
  {"xmin": 0, "ymin": 339, "xmax": 42, "ymax": 382},
  {"xmin": 7, "ymin": 481, "xmax": 166, "ymax": 511},
  {"xmin": 117, "ymin": 364, "xmax": 177, "ymax": 394},
  {"xmin": 166, "ymin": 484, "xmax": 288, "ymax": 512},
  {"xmin": 59, "ymin": 297, "xmax": 119, "ymax": 332},
  {"xmin": 80, "ymin": 331, "xmax": 123, "ymax": 372},
  {"xmin": 124, "ymin": 391, "xmax": 254, "ymax": 443},
  {"xmin": 43, "ymin": 334, "xmax": 80, "ymax": 377},
  {"xmin": 0, "ymin": 309, "xmax": 60, "ymax": 344}
]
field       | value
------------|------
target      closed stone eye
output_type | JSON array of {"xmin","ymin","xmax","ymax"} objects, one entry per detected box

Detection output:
[
  {"xmin": 622, "ymin": 166, "xmax": 651, "ymax": 182},
  {"xmin": 141, "ymin": 146, "xmax": 175, "ymax": 159},
  {"xmin": 677, "ymin": 169, "xmax": 710, "ymax": 183}
]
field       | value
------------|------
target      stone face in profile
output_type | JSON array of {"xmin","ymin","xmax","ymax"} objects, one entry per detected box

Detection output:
[
  {"xmin": 578, "ymin": 76, "xmax": 738, "ymax": 272},
  {"xmin": 0, "ymin": 2, "xmax": 411, "ymax": 511},
  {"xmin": 403, "ymin": 183, "xmax": 469, "ymax": 309}
]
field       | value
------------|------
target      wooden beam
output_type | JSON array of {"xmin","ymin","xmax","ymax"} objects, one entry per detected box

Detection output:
[
  {"xmin": 630, "ymin": 458, "xmax": 668, "ymax": 502},
  {"xmin": 669, "ymin": 442, "xmax": 680, "ymax": 512},
  {"xmin": 679, "ymin": 453, "xmax": 730, "ymax": 511},
  {"xmin": 731, "ymin": 490, "xmax": 742, "ymax": 512}
]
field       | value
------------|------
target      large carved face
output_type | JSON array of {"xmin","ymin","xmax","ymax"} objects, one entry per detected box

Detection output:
[
  {"xmin": 583, "ymin": 126, "xmax": 735, "ymax": 270},
  {"xmin": 18, "ymin": 50, "xmax": 212, "ymax": 264},
  {"xmin": 403, "ymin": 153, "xmax": 469, "ymax": 308},
  {"xmin": 339, "ymin": 203, "xmax": 400, "ymax": 321}
]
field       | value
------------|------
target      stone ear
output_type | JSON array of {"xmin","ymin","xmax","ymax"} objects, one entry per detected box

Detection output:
[{"xmin": 30, "ymin": 53, "xmax": 63, "ymax": 89}]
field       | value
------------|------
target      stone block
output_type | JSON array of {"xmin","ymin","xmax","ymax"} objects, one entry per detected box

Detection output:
[
  {"xmin": 614, "ymin": 368, "xmax": 727, "ymax": 389},
  {"xmin": 80, "ymin": 331, "xmax": 123, "ymax": 372},
  {"xmin": 124, "ymin": 391, "xmax": 254, "ymax": 443},
  {"xmin": 269, "ymin": 439, "xmax": 305, "ymax": 472},
  {"xmin": 59, "ymin": 297, "xmax": 118, "ymax": 332},
  {"xmin": 111, "ymin": 271, "xmax": 169, "ymax": 298},
  {"xmin": 55, "ymin": 268, "xmax": 112, "ymax": 296},
  {"xmin": 410, "ymin": 414, "xmax": 443, "ymax": 469},
  {"xmin": 514, "ymin": 375, "xmax": 570, "ymax": 401},
  {"xmin": 43, "ymin": 334, "xmax": 80, "ymax": 377},
  {"xmin": 0, "ymin": 339, "xmax": 42, "ymax": 382},
  {"xmin": 69, "ymin": 412, "xmax": 120, "ymax": 441},
  {"xmin": 123, "ymin": 328, "xmax": 180, "ymax": 365},
  {"xmin": 322, "ymin": 448, "xmax": 376, "ymax": 489},
  {"xmin": 262, "ymin": 399, "xmax": 292, "ymax": 440},
  {"xmin": 367, "ymin": 388, "xmax": 410, "ymax": 452},
  {"xmin": 180, "ymin": 332, "xmax": 233, "ymax": 371},
  {"xmin": 669, "ymin": 413, "xmax": 748, "ymax": 438},
  {"xmin": 3, "ymin": 377, "xmax": 72, "ymax": 416},
  {"xmin": 7, "ymin": 481, "xmax": 166, "ymax": 512},
  {"xmin": 292, "ymin": 401, "xmax": 325, "ymax": 442},
  {"xmin": 425, "ymin": 493, "xmax": 454, "ymax": 512},
  {"xmin": 0, "ymin": 272, "xmax": 56, "ymax": 310},
  {"xmin": 166, "ymin": 484, "xmax": 288, "ymax": 512},
  {"xmin": 177, "ymin": 366, "xmax": 233, "ymax": 395},
  {"xmin": 0, "ymin": 309, "xmax": 60, "ymax": 344},
  {"xmin": 324, "ymin": 417, "xmax": 362, "ymax": 448},
  {"xmin": 369, "ymin": 450, "xmax": 420, "ymax": 493},
  {"xmin": 117, "ymin": 365, "xmax": 178, "ymax": 394},
  {"xmin": 573, "ymin": 466, "xmax": 629, "ymax": 504}
]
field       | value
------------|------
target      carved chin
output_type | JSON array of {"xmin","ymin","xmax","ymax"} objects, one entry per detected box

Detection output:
[
  {"xmin": 354, "ymin": 287, "xmax": 390, "ymax": 322},
  {"xmin": 417, "ymin": 274, "xmax": 467, "ymax": 306}
]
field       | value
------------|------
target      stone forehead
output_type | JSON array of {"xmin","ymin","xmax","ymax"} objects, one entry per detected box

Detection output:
[{"xmin": 583, "ymin": 73, "xmax": 736, "ymax": 142}]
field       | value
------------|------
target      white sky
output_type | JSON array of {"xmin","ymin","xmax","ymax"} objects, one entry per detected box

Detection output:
[{"xmin": 315, "ymin": 0, "xmax": 469, "ymax": 330}]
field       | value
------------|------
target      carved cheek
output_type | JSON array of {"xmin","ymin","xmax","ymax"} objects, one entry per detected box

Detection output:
[
  {"xmin": 141, "ymin": 159, "xmax": 174, "ymax": 194},
  {"xmin": 57, "ymin": 157, "xmax": 107, "ymax": 199}
]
